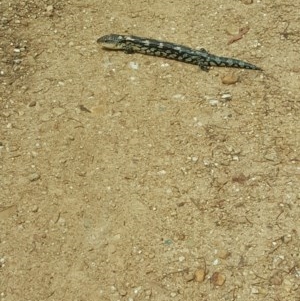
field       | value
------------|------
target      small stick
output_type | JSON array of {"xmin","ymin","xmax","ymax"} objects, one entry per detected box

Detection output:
[{"xmin": 227, "ymin": 26, "xmax": 250, "ymax": 45}]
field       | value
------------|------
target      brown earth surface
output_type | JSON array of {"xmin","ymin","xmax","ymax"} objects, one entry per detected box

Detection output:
[{"xmin": 1, "ymin": 0, "xmax": 299, "ymax": 300}]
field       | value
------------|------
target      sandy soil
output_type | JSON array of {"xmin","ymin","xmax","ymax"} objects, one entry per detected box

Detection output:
[{"xmin": 1, "ymin": 0, "xmax": 299, "ymax": 300}]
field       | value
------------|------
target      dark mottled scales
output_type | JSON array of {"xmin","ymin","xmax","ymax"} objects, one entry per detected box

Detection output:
[{"xmin": 97, "ymin": 34, "xmax": 262, "ymax": 71}]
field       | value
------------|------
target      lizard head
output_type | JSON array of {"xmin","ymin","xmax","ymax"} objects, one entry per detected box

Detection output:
[{"xmin": 97, "ymin": 34, "xmax": 124, "ymax": 50}]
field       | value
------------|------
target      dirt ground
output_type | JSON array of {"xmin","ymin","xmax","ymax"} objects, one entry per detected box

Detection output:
[{"xmin": 1, "ymin": 0, "xmax": 299, "ymax": 300}]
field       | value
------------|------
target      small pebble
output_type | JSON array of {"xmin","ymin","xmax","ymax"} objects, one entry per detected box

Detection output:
[
  {"xmin": 46, "ymin": 5, "xmax": 54, "ymax": 16},
  {"xmin": 221, "ymin": 73, "xmax": 239, "ymax": 85},
  {"xmin": 28, "ymin": 100, "xmax": 37, "ymax": 107},
  {"xmin": 264, "ymin": 149, "xmax": 278, "ymax": 161},
  {"xmin": 209, "ymin": 99, "xmax": 219, "ymax": 106},
  {"xmin": 46, "ymin": 5, "xmax": 54, "ymax": 11},
  {"xmin": 184, "ymin": 271, "xmax": 195, "ymax": 282},
  {"xmin": 220, "ymin": 93, "xmax": 232, "ymax": 101},
  {"xmin": 53, "ymin": 107, "xmax": 65, "ymax": 116},
  {"xmin": 129, "ymin": 61, "xmax": 139, "ymax": 70},
  {"xmin": 32, "ymin": 205, "xmax": 39, "ymax": 212},
  {"xmin": 251, "ymin": 287, "xmax": 259, "ymax": 294},
  {"xmin": 40, "ymin": 112, "xmax": 51, "ymax": 121},
  {"xmin": 225, "ymin": 26, "xmax": 238, "ymax": 36},
  {"xmin": 191, "ymin": 156, "xmax": 198, "ymax": 163},
  {"xmin": 118, "ymin": 289, "xmax": 127, "ymax": 296},
  {"xmin": 0, "ymin": 257, "xmax": 5, "ymax": 267},
  {"xmin": 194, "ymin": 269, "xmax": 206, "ymax": 283},
  {"xmin": 28, "ymin": 173, "xmax": 41, "ymax": 182},
  {"xmin": 178, "ymin": 256, "xmax": 185, "ymax": 262},
  {"xmin": 172, "ymin": 94, "xmax": 185, "ymax": 100},
  {"xmin": 282, "ymin": 235, "xmax": 292, "ymax": 244},
  {"xmin": 211, "ymin": 272, "xmax": 226, "ymax": 286},
  {"xmin": 212, "ymin": 259, "xmax": 219, "ymax": 265},
  {"xmin": 218, "ymin": 249, "xmax": 231, "ymax": 259}
]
